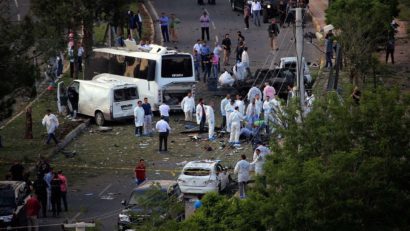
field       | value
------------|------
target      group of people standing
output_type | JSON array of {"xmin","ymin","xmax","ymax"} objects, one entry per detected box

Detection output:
[{"xmin": 158, "ymin": 12, "xmax": 181, "ymax": 43}]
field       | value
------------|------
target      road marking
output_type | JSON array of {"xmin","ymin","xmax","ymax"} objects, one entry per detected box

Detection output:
[
  {"xmin": 70, "ymin": 212, "xmax": 82, "ymax": 222},
  {"xmin": 14, "ymin": 0, "xmax": 19, "ymax": 8},
  {"xmin": 98, "ymin": 183, "xmax": 112, "ymax": 196}
]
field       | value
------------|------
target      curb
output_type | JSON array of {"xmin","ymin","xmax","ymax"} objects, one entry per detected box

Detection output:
[{"xmin": 145, "ymin": 0, "xmax": 163, "ymax": 45}]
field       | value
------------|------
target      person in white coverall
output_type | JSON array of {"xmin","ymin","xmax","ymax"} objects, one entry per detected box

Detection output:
[
  {"xmin": 205, "ymin": 105, "xmax": 215, "ymax": 140},
  {"xmin": 235, "ymin": 94, "xmax": 245, "ymax": 115},
  {"xmin": 247, "ymin": 86, "xmax": 262, "ymax": 103},
  {"xmin": 251, "ymin": 148, "xmax": 266, "ymax": 175},
  {"xmin": 229, "ymin": 106, "xmax": 244, "ymax": 144},
  {"xmin": 180, "ymin": 92, "xmax": 195, "ymax": 121},
  {"xmin": 224, "ymin": 99, "xmax": 235, "ymax": 132},
  {"xmin": 234, "ymin": 154, "xmax": 250, "ymax": 198},
  {"xmin": 134, "ymin": 100, "xmax": 145, "ymax": 137},
  {"xmin": 262, "ymin": 96, "xmax": 272, "ymax": 134},
  {"xmin": 220, "ymin": 94, "xmax": 230, "ymax": 130}
]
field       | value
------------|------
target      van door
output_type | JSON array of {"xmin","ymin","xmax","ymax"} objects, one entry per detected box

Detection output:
[{"xmin": 112, "ymin": 87, "xmax": 140, "ymax": 119}]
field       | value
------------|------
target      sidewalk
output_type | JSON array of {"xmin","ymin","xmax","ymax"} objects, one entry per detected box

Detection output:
[{"xmin": 309, "ymin": 0, "xmax": 328, "ymax": 32}]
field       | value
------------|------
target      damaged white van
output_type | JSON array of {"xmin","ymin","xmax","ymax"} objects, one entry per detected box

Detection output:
[
  {"xmin": 91, "ymin": 43, "xmax": 197, "ymax": 112},
  {"xmin": 57, "ymin": 75, "xmax": 141, "ymax": 125}
]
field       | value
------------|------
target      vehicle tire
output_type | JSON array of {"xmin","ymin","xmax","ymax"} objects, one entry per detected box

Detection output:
[
  {"xmin": 231, "ymin": 1, "xmax": 235, "ymax": 11},
  {"xmin": 263, "ymin": 9, "xmax": 269, "ymax": 23},
  {"xmin": 95, "ymin": 111, "xmax": 105, "ymax": 126}
]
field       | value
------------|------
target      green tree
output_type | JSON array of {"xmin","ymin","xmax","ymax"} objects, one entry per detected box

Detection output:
[{"xmin": 326, "ymin": 0, "xmax": 398, "ymax": 85}]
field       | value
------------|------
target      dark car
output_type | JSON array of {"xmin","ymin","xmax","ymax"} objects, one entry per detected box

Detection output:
[
  {"xmin": 117, "ymin": 180, "xmax": 183, "ymax": 231},
  {"xmin": 0, "ymin": 181, "xmax": 30, "ymax": 230},
  {"xmin": 230, "ymin": 0, "xmax": 277, "ymax": 23}
]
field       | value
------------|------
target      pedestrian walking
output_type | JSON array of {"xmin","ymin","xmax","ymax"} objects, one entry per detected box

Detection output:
[
  {"xmin": 251, "ymin": 0, "xmax": 262, "ymax": 27},
  {"xmin": 134, "ymin": 100, "xmax": 145, "ymax": 137},
  {"xmin": 156, "ymin": 116, "xmax": 171, "ymax": 152},
  {"xmin": 181, "ymin": 92, "xmax": 195, "ymax": 121},
  {"xmin": 58, "ymin": 170, "xmax": 68, "ymax": 212},
  {"xmin": 199, "ymin": 11, "xmax": 210, "ymax": 41},
  {"xmin": 268, "ymin": 19, "xmax": 280, "ymax": 51},
  {"xmin": 134, "ymin": 159, "xmax": 146, "ymax": 185},
  {"xmin": 26, "ymin": 194, "xmax": 41, "ymax": 231},
  {"xmin": 68, "ymin": 46, "xmax": 75, "ymax": 78},
  {"xmin": 225, "ymin": 99, "xmax": 236, "ymax": 133},
  {"xmin": 169, "ymin": 14, "xmax": 181, "ymax": 43},
  {"xmin": 229, "ymin": 106, "xmax": 244, "ymax": 145},
  {"xmin": 159, "ymin": 102, "xmax": 170, "ymax": 122},
  {"xmin": 196, "ymin": 98, "xmax": 207, "ymax": 133},
  {"xmin": 142, "ymin": 98, "xmax": 153, "ymax": 136},
  {"xmin": 244, "ymin": 4, "xmax": 251, "ymax": 30},
  {"xmin": 234, "ymin": 154, "xmax": 250, "ymax": 198},
  {"xmin": 220, "ymin": 94, "xmax": 231, "ymax": 130},
  {"xmin": 206, "ymin": 104, "xmax": 215, "ymax": 140},
  {"xmin": 33, "ymin": 174, "xmax": 47, "ymax": 217},
  {"xmin": 9, "ymin": 161, "xmax": 24, "ymax": 181},
  {"xmin": 159, "ymin": 12, "xmax": 170, "ymax": 42},
  {"xmin": 50, "ymin": 173, "xmax": 62, "ymax": 217},
  {"xmin": 386, "ymin": 36, "xmax": 395, "ymax": 64},
  {"xmin": 325, "ymin": 31, "xmax": 334, "ymax": 68},
  {"xmin": 263, "ymin": 82, "xmax": 276, "ymax": 100},
  {"xmin": 221, "ymin": 34, "xmax": 232, "ymax": 66},
  {"xmin": 77, "ymin": 43, "xmax": 84, "ymax": 72},
  {"xmin": 42, "ymin": 109, "xmax": 59, "ymax": 145}
]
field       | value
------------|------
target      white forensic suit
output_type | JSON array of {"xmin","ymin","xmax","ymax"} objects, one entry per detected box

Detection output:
[
  {"xmin": 235, "ymin": 99, "xmax": 245, "ymax": 115},
  {"xmin": 205, "ymin": 105, "xmax": 215, "ymax": 140},
  {"xmin": 251, "ymin": 149, "xmax": 266, "ymax": 175},
  {"xmin": 181, "ymin": 96, "xmax": 195, "ymax": 121},
  {"xmin": 228, "ymin": 109, "xmax": 244, "ymax": 144},
  {"xmin": 224, "ymin": 103, "xmax": 235, "ymax": 132}
]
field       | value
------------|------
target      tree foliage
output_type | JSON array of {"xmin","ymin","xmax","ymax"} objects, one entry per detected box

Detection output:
[
  {"xmin": 326, "ymin": 0, "xmax": 398, "ymax": 84},
  {"xmin": 155, "ymin": 88, "xmax": 409, "ymax": 230}
]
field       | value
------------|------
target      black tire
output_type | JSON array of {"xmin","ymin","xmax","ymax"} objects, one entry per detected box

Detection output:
[{"xmin": 95, "ymin": 111, "xmax": 105, "ymax": 126}]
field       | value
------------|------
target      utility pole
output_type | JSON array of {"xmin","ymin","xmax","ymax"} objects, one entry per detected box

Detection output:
[{"xmin": 295, "ymin": 7, "xmax": 305, "ymax": 110}]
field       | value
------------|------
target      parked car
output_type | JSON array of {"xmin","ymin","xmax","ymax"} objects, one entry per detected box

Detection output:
[
  {"xmin": 230, "ymin": 0, "xmax": 277, "ymax": 23},
  {"xmin": 177, "ymin": 160, "xmax": 231, "ymax": 195},
  {"xmin": 0, "ymin": 181, "xmax": 30, "ymax": 229},
  {"xmin": 117, "ymin": 180, "xmax": 183, "ymax": 231}
]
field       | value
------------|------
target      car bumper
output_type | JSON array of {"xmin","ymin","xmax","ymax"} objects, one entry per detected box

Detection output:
[{"xmin": 179, "ymin": 185, "xmax": 218, "ymax": 194}]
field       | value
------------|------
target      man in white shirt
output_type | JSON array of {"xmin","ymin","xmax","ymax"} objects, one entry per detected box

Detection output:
[
  {"xmin": 159, "ymin": 102, "xmax": 170, "ymax": 122},
  {"xmin": 181, "ymin": 92, "xmax": 195, "ymax": 121},
  {"xmin": 220, "ymin": 94, "xmax": 230, "ymax": 130},
  {"xmin": 251, "ymin": 0, "xmax": 262, "ymax": 27},
  {"xmin": 134, "ymin": 100, "xmax": 145, "ymax": 137},
  {"xmin": 155, "ymin": 116, "xmax": 171, "ymax": 152},
  {"xmin": 229, "ymin": 106, "xmax": 244, "ymax": 145},
  {"xmin": 193, "ymin": 39, "xmax": 202, "ymax": 54},
  {"xmin": 234, "ymin": 94, "xmax": 245, "ymax": 115},
  {"xmin": 196, "ymin": 98, "xmax": 207, "ymax": 132},
  {"xmin": 234, "ymin": 154, "xmax": 250, "ymax": 198},
  {"xmin": 224, "ymin": 99, "xmax": 235, "ymax": 133},
  {"xmin": 42, "ymin": 109, "xmax": 59, "ymax": 145}
]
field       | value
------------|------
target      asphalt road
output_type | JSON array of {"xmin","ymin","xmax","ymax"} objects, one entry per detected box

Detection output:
[{"xmin": 39, "ymin": 1, "xmax": 322, "ymax": 230}]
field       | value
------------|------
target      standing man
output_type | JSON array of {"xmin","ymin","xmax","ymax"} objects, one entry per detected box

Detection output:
[
  {"xmin": 221, "ymin": 34, "xmax": 231, "ymax": 66},
  {"xmin": 205, "ymin": 104, "xmax": 215, "ymax": 141},
  {"xmin": 199, "ymin": 11, "xmax": 210, "ymax": 41},
  {"xmin": 159, "ymin": 12, "xmax": 170, "ymax": 43},
  {"xmin": 134, "ymin": 159, "xmax": 146, "ymax": 185},
  {"xmin": 251, "ymin": 0, "xmax": 262, "ymax": 27},
  {"xmin": 386, "ymin": 36, "xmax": 395, "ymax": 64},
  {"xmin": 26, "ymin": 194, "xmax": 41, "ymax": 231},
  {"xmin": 196, "ymin": 98, "xmax": 207, "ymax": 133},
  {"xmin": 32, "ymin": 174, "xmax": 47, "ymax": 218},
  {"xmin": 225, "ymin": 99, "xmax": 236, "ymax": 133},
  {"xmin": 134, "ymin": 100, "xmax": 145, "ymax": 137},
  {"xmin": 234, "ymin": 154, "xmax": 250, "ymax": 199},
  {"xmin": 220, "ymin": 94, "xmax": 231, "ymax": 130},
  {"xmin": 244, "ymin": 4, "xmax": 251, "ymax": 30},
  {"xmin": 251, "ymin": 148, "xmax": 266, "ymax": 176},
  {"xmin": 268, "ymin": 19, "xmax": 280, "ymax": 51},
  {"xmin": 50, "ymin": 173, "xmax": 62, "ymax": 217},
  {"xmin": 58, "ymin": 170, "xmax": 68, "ymax": 212},
  {"xmin": 229, "ymin": 106, "xmax": 244, "ymax": 145},
  {"xmin": 235, "ymin": 95, "xmax": 245, "ymax": 115},
  {"xmin": 325, "ymin": 31, "xmax": 334, "ymax": 68},
  {"xmin": 263, "ymin": 82, "xmax": 276, "ymax": 100},
  {"xmin": 156, "ymin": 116, "xmax": 171, "ymax": 152},
  {"xmin": 159, "ymin": 102, "xmax": 170, "ymax": 123},
  {"xmin": 77, "ymin": 43, "xmax": 84, "ymax": 73},
  {"xmin": 241, "ymin": 47, "xmax": 251, "ymax": 78},
  {"xmin": 42, "ymin": 109, "xmax": 59, "ymax": 145},
  {"xmin": 43, "ymin": 168, "xmax": 53, "ymax": 211},
  {"xmin": 142, "ymin": 98, "xmax": 153, "ymax": 136},
  {"xmin": 181, "ymin": 92, "xmax": 195, "ymax": 121}
]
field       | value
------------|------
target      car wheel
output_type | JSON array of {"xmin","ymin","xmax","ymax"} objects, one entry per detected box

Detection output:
[{"xmin": 95, "ymin": 111, "xmax": 105, "ymax": 126}]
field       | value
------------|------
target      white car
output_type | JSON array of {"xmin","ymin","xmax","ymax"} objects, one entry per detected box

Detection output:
[
  {"xmin": 177, "ymin": 160, "xmax": 231, "ymax": 195},
  {"xmin": 279, "ymin": 57, "xmax": 312, "ymax": 84}
]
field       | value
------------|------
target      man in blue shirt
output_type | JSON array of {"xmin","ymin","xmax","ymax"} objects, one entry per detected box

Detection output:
[
  {"xmin": 142, "ymin": 98, "xmax": 153, "ymax": 136},
  {"xmin": 159, "ymin": 12, "xmax": 170, "ymax": 42}
]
